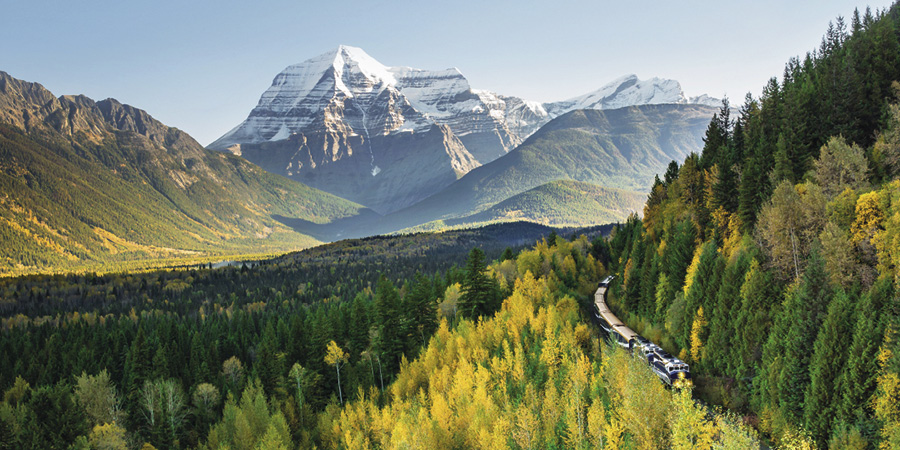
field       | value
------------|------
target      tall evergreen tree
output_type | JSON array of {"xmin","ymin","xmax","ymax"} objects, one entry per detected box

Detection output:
[
  {"xmin": 705, "ymin": 250, "xmax": 751, "ymax": 375},
  {"xmin": 659, "ymin": 220, "xmax": 696, "ymax": 321},
  {"xmin": 837, "ymin": 278, "xmax": 894, "ymax": 430},
  {"xmin": 663, "ymin": 160, "xmax": 680, "ymax": 186},
  {"xmin": 23, "ymin": 383, "xmax": 88, "ymax": 449},
  {"xmin": 459, "ymin": 247, "xmax": 500, "ymax": 320},
  {"xmin": 803, "ymin": 288, "xmax": 856, "ymax": 445},
  {"xmin": 256, "ymin": 323, "xmax": 285, "ymax": 398},
  {"xmin": 347, "ymin": 292, "xmax": 371, "ymax": 360},
  {"xmin": 775, "ymin": 249, "xmax": 832, "ymax": 422},
  {"xmin": 401, "ymin": 273, "xmax": 439, "ymax": 352},
  {"xmin": 374, "ymin": 275, "xmax": 404, "ymax": 376}
]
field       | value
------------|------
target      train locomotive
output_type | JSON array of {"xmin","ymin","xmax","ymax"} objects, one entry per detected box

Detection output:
[{"xmin": 594, "ymin": 276, "xmax": 692, "ymax": 389}]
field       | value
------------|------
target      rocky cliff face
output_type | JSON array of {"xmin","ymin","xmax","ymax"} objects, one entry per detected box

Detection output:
[{"xmin": 209, "ymin": 46, "xmax": 719, "ymax": 213}]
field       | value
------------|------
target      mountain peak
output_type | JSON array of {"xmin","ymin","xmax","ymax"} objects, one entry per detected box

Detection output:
[{"xmin": 557, "ymin": 74, "xmax": 685, "ymax": 111}]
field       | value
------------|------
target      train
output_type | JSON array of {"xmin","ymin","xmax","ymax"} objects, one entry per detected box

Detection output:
[{"xmin": 594, "ymin": 276, "xmax": 692, "ymax": 389}]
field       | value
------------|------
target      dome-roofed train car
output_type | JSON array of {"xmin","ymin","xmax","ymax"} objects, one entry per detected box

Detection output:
[
  {"xmin": 647, "ymin": 347, "xmax": 692, "ymax": 388},
  {"xmin": 594, "ymin": 276, "xmax": 640, "ymax": 350}
]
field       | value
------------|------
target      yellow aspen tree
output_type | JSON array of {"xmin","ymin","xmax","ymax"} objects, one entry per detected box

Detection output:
[
  {"xmin": 540, "ymin": 382, "xmax": 562, "ymax": 447},
  {"xmin": 690, "ymin": 306, "xmax": 708, "ymax": 363},
  {"xmin": 586, "ymin": 399, "xmax": 607, "ymax": 449},
  {"xmin": 561, "ymin": 353, "xmax": 591, "ymax": 449},
  {"xmin": 714, "ymin": 412, "xmax": 761, "ymax": 449},
  {"xmin": 512, "ymin": 404, "xmax": 540, "ymax": 450},
  {"xmin": 540, "ymin": 323, "xmax": 562, "ymax": 378},
  {"xmin": 430, "ymin": 394, "xmax": 453, "ymax": 440},
  {"xmin": 89, "ymin": 422, "xmax": 128, "ymax": 450},
  {"xmin": 669, "ymin": 389, "xmax": 715, "ymax": 450},
  {"xmin": 683, "ymin": 245, "xmax": 704, "ymax": 295},
  {"xmin": 873, "ymin": 181, "xmax": 900, "ymax": 278},
  {"xmin": 851, "ymin": 191, "xmax": 884, "ymax": 245},
  {"xmin": 777, "ymin": 428, "xmax": 817, "ymax": 450},
  {"xmin": 324, "ymin": 340, "xmax": 349, "ymax": 405},
  {"xmin": 605, "ymin": 414, "xmax": 625, "ymax": 450}
]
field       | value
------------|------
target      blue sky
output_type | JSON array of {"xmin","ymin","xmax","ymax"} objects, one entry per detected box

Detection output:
[{"xmin": 1, "ymin": 0, "xmax": 893, "ymax": 145}]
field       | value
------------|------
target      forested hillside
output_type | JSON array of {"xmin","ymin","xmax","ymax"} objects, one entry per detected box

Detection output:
[
  {"xmin": 0, "ymin": 226, "xmax": 765, "ymax": 449},
  {"xmin": 316, "ymin": 237, "xmax": 760, "ymax": 450},
  {"xmin": 0, "ymin": 222, "xmax": 558, "ymax": 448},
  {"xmin": 0, "ymin": 72, "xmax": 368, "ymax": 276},
  {"xmin": 398, "ymin": 180, "xmax": 646, "ymax": 233},
  {"xmin": 602, "ymin": 4, "xmax": 900, "ymax": 447}
]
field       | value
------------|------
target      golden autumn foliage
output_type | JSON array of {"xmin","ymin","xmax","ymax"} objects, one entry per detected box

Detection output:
[
  {"xmin": 313, "ymin": 237, "xmax": 761, "ymax": 450},
  {"xmin": 852, "ymin": 191, "xmax": 885, "ymax": 245},
  {"xmin": 683, "ymin": 245, "xmax": 704, "ymax": 295},
  {"xmin": 88, "ymin": 422, "xmax": 128, "ymax": 450},
  {"xmin": 872, "ymin": 180, "xmax": 900, "ymax": 280},
  {"xmin": 690, "ymin": 306, "xmax": 707, "ymax": 364}
]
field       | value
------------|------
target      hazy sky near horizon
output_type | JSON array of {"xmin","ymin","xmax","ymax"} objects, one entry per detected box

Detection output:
[{"xmin": 1, "ymin": 0, "xmax": 894, "ymax": 145}]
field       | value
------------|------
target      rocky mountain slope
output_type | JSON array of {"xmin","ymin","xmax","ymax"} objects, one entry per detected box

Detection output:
[
  {"xmin": 209, "ymin": 45, "xmax": 719, "ymax": 213},
  {"xmin": 0, "ymin": 71, "xmax": 369, "ymax": 274}
]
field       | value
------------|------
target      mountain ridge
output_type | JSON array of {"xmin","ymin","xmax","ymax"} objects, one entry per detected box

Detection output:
[
  {"xmin": 352, "ymin": 104, "xmax": 717, "ymax": 235},
  {"xmin": 206, "ymin": 46, "xmax": 719, "ymax": 213},
  {"xmin": 0, "ymin": 70, "xmax": 369, "ymax": 275}
]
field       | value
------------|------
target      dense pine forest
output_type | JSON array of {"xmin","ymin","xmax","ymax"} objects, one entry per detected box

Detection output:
[{"xmin": 603, "ymin": 3, "xmax": 900, "ymax": 448}]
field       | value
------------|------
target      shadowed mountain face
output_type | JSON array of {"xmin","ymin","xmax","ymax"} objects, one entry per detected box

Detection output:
[
  {"xmin": 0, "ymin": 71, "xmax": 369, "ymax": 274},
  {"xmin": 232, "ymin": 123, "xmax": 477, "ymax": 214},
  {"xmin": 209, "ymin": 46, "xmax": 718, "ymax": 214}
]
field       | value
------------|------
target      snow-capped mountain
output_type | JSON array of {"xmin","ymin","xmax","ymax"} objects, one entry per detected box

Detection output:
[
  {"xmin": 543, "ymin": 74, "xmax": 720, "ymax": 117},
  {"xmin": 209, "ymin": 45, "xmax": 719, "ymax": 213}
]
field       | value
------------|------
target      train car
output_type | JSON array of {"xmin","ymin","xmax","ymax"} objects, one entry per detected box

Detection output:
[
  {"xmin": 593, "ymin": 277, "xmax": 640, "ymax": 351},
  {"xmin": 647, "ymin": 347, "xmax": 692, "ymax": 388}
]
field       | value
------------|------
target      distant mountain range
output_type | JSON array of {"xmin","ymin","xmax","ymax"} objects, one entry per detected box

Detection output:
[
  {"xmin": 209, "ymin": 45, "xmax": 719, "ymax": 213},
  {"xmin": 0, "ymin": 48, "xmax": 719, "ymax": 273}
]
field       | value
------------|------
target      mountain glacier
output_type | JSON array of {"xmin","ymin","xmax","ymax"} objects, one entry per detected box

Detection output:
[{"xmin": 208, "ymin": 45, "xmax": 719, "ymax": 213}]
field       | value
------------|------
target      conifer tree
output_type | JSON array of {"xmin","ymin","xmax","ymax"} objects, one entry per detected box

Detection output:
[
  {"xmin": 347, "ymin": 292, "xmax": 370, "ymax": 359},
  {"xmin": 775, "ymin": 249, "xmax": 832, "ymax": 422},
  {"xmin": 256, "ymin": 323, "xmax": 285, "ymax": 398},
  {"xmin": 24, "ymin": 383, "xmax": 89, "ymax": 450},
  {"xmin": 681, "ymin": 241, "xmax": 719, "ymax": 349},
  {"xmin": 659, "ymin": 220, "xmax": 696, "ymax": 321},
  {"xmin": 772, "ymin": 133, "xmax": 794, "ymax": 184},
  {"xmin": 125, "ymin": 326, "xmax": 152, "ymax": 417},
  {"xmin": 664, "ymin": 160, "xmax": 680, "ymax": 186},
  {"xmin": 837, "ymin": 278, "xmax": 894, "ymax": 428},
  {"xmin": 401, "ymin": 273, "xmax": 438, "ymax": 352},
  {"xmin": 705, "ymin": 251, "xmax": 751, "ymax": 375},
  {"xmin": 803, "ymin": 289, "xmax": 856, "ymax": 445},
  {"xmin": 459, "ymin": 247, "xmax": 500, "ymax": 319},
  {"xmin": 374, "ymin": 275, "xmax": 404, "ymax": 375},
  {"xmin": 624, "ymin": 234, "xmax": 645, "ymax": 311}
]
